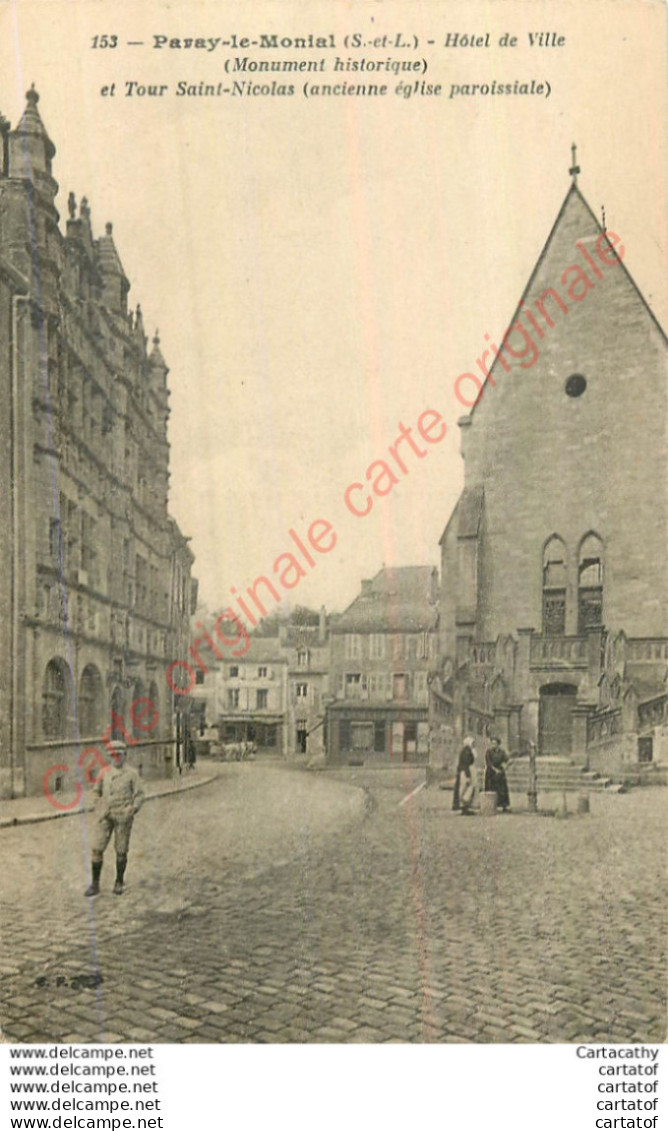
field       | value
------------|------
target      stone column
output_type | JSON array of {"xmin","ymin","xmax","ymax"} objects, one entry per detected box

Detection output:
[
  {"xmin": 516, "ymin": 629, "xmax": 539, "ymax": 747},
  {"xmin": 572, "ymin": 704, "xmax": 591, "ymax": 769},
  {"xmin": 515, "ymin": 628, "xmax": 535, "ymax": 703},
  {"xmin": 508, "ymin": 704, "xmax": 522, "ymax": 753},
  {"xmin": 586, "ymin": 626, "xmax": 605, "ymax": 686}
]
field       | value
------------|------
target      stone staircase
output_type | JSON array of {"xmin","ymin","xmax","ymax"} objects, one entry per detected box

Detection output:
[{"xmin": 507, "ymin": 756, "xmax": 614, "ymax": 793}]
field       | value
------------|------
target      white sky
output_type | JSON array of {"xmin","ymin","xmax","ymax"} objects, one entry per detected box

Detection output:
[{"xmin": 2, "ymin": 0, "xmax": 666, "ymax": 615}]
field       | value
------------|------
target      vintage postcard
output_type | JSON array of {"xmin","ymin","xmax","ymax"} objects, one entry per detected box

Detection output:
[{"xmin": 0, "ymin": 0, "xmax": 666, "ymax": 1125}]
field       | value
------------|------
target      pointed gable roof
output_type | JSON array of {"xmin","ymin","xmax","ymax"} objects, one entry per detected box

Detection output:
[{"xmin": 468, "ymin": 181, "xmax": 667, "ymax": 419}]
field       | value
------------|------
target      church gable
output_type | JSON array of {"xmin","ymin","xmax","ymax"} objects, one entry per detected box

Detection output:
[
  {"xmin": 452, "ymin": 167, "xmax": 667, "ymax": 642},
  {"xmin": 435, "ymin": 162, "xmax": 667, "ymax": 772},
  {"xmin": 463, "ymin": 182, "xmax": 667, "ymax": 452}
]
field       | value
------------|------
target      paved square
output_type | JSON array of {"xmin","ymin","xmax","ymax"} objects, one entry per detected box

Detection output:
[{"xmin": 0, "ymin": 765, "xmax": 665, "ymax": 1043}]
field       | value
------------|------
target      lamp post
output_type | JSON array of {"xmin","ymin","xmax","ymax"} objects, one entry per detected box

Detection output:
[{"xmin": 527, "ymin": 740, "xmax": 538, "ymax": 813}]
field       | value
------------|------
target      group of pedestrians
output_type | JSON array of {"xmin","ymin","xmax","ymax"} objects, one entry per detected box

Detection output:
[{"xmin": 452, "ymin": 734, "xmax": 512, "ymax": 816}]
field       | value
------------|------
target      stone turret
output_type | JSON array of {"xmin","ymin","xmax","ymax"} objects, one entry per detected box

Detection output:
[
  {"xmin": 8, "ymin": 86, "xmax": 56, "ymax": 185},
  {"xmin": 4, "ymin": 87, "xmax": 60, "ymax": 303},
  {"xmin": 133, "ymin": 303, "xmax": 147, "ymax": 351},
  {"xmin": 148, "ymin": 330, "xmax": 169, "ymax": 395},
  {"xmin": 148, "ymin": 330, "xmax": 171, "ymax": 502},
  {"xmin": 97, "ymin": 221, "xmax": 130, "ymax": 314}
]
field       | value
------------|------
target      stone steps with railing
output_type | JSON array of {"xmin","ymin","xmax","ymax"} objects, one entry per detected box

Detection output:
[
  {"xmin": 427, "ymin": 756, "xmax": 616, "ymax": 792},
  {"xmin": 507, "ymin": 757, "xmax": 613, "ymax": 792}
]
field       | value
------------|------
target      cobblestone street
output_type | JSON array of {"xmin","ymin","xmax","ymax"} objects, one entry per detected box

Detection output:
[{"xmin": 0, "ymin": 764, "xmax": 665, "ymax": 1044}]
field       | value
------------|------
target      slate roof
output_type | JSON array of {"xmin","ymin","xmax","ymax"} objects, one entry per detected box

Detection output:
[
  {"xmin": 333, "ymin": 566, "xmax": 438, "ymax": 633},
  {"xmin": 231, "ymin": 636, "xmax": 287, "ymax": 663}
]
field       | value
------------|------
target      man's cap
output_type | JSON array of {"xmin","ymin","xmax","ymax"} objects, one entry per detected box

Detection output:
[{"xmin": 109, "ymin": 740, "xmax": 127, "ymax": 752}]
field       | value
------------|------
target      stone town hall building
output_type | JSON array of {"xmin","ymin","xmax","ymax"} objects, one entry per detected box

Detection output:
[
  {"xmin": 0, "ymin": 89, "xmax": 195, "ymax": 799},
  {"xmin": 431, "ymin": 161, "xmax": 667, "ymax": 775}
]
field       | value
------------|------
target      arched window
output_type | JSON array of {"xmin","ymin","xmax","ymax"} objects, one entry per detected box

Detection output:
[
  {"xmin": 578, "ymin": 534, "xmax": 603, "ymax": 633},
  {"xmin": 78, "ymin": 664, "xmax": 103, "ymax": 737},
  {"xmin": 42, "ymin": 658, "xmax": 71, "ymax": 739},
  {"xmin": 542, "ymin": 536, "xmax": 567, "ymax": 636}
]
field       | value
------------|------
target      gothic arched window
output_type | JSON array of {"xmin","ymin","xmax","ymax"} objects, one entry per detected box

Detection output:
[
  {"xmin": 578, "ymin": 533, "xmax": 604, "ymax": 633},
  {"xmin": 42, "ymin": 658, "xmax": 71, "ymax": 739},
  {"xmin": 78, "ymin": 664, "xmax": 103, "ymax": 737},
  {"xmin": 542, "ymin": 536, "xmax": 567, "ymax": 636}
]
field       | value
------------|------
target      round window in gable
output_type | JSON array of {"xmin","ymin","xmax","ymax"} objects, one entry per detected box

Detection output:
[{"xmin": 565, "ymin": 373, "xmax": 587, "ymax": 398}]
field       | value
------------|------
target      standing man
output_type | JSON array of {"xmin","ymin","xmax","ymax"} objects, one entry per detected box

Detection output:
[{"xmin": 85, "ymin": 740, "xmax": 145, "ymax": 897}]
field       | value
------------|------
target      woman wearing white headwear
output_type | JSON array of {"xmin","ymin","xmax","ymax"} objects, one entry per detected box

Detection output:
[{"xmin": 452, "ymin": 735, "xmax": 478, "ymax": 815}]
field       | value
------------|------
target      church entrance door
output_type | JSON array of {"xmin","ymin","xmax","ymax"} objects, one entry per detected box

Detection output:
[{"xmin": 538, "ymin": 684, "xmax": 577, "ymax": 755}]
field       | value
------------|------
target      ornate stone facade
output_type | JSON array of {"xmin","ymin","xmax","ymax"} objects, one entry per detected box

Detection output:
[{"xmin": 0, "ymin": 89, "xmax": 195, "ymax": 798}]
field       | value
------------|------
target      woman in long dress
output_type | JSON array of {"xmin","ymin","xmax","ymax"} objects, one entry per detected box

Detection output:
[
  {"xmin": 452, "ymin": 736, "xmax": 478, "ymax": 815},
  {"xmin": 484, "ymin": 736, "xmax": 511, "ymax": 811}
]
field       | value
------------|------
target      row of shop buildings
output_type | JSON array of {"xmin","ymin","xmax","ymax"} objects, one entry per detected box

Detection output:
[{"xmin": 192, "ymin": 566, "xmax": 439, "ymax": 765}]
